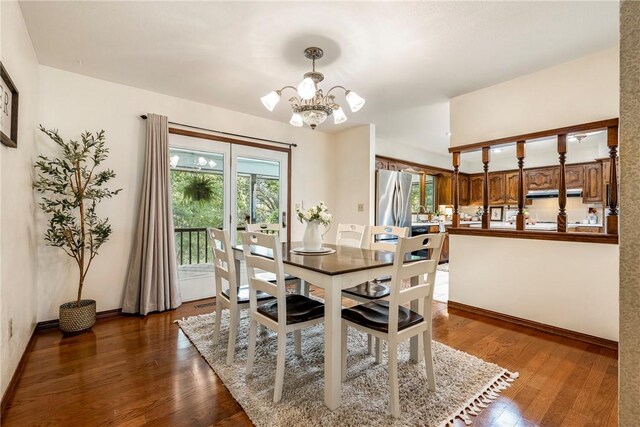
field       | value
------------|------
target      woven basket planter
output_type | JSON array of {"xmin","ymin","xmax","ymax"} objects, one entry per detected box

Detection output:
[{"xmin": 59, "ymin": 299, "xmax": 96, "ymax": 334}]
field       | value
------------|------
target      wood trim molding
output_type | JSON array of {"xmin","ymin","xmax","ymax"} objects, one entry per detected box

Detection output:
[
  {"xmin": 36, "ymin": 308, "xmax": 123, "ymax": 330},
  {"xmin": 1, "ymin": 330, "xmax": 36, "ymax": 416},
  {"xmin": 375, "ymin": 155, "xmax": 457, "ymax": 175},
  {"xmin": 169, "ymin": 127, "xmax": 291, "ymax": 153},
  {"xmin": 447, "ymin": 300, "xmax": 618, "ymax": 350},
  {"xmin": 448, "ymin": 226, "xmax": 619, "ymax": 244},
  {"xmin": 448, "ymin": 118, "xmax": 619, "ymax": 153}
]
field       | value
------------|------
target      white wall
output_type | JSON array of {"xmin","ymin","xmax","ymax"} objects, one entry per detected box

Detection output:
[
  {"xmin": 449, "ymin": 235, "xmax": 619, "ymax": 340},
  {"xmin": 377, "ymin": 137, "xmax": 452, "ymax": 170},
  {"xmin": 449, "ymin": 48, "xmax": 620, "ymax": 341},
  {"xmin": 450, "ymin": 47, "xmax": 619, "ymax": 147},
  {"xmin": 0, "ymin": 0, "xmax": 40, "ymax": 398},
  {"xmin": 330, "ymin": 125, "xmax": 376, "ymax": 234},
  {"xmin": 37, "ymin": 65, "xmax": 338, "ymax": 321}
]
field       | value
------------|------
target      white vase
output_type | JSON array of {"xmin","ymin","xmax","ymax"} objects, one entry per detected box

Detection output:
[{"xmin": 302, "ymin": 221, "xmax": 322, "ymax": 250}]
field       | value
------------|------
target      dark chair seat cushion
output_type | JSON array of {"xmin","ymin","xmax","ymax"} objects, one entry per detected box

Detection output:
[
  {"xmin": 342, "ymin": 280, "xmax": 391, "ymax": 300},
  {"xmin": 221, "ymin": 285, "xmax": 275, "ymax": 304},
  {"xmin": 257, "ymin": 294, "xmax": 324, "ymax": 325},
  {"xmin": 341, "ymin": 300, "xmax": 423, "ymax": 333}
]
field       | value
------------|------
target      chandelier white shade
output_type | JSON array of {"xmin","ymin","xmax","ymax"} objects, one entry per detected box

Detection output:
[{"xmin": 260, "ymin": 47, "xmax": 365, "ymax": 130}]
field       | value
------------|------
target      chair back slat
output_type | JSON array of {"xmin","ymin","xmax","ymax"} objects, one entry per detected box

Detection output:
[
  {"xmin": 364, "ymin": 225, "xmax": 409, "ymax": 251},
  {"xmin": 241, "ymin": 231, "xmax": 287, "ymax": 320},
  {"xmin": 386, "ymin": 233, "xmax": 444, "ymax": 334},
  {"xmin": 336, "ymin": 224, "xmax": 367, "ymax": 248},
  {"xmin": 398, "ymin": 259, "xmax": 437, "ymax": 281},
  {"xmin": 207, "ymin": 228, "xmax": 237, "ymax": 300},
  {"xmin": 245, "ymin": 223, "xmax": 281, "ymax": 235}
]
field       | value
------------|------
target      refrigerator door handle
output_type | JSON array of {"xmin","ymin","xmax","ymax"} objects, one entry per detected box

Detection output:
[{"xmin": 394, "ymin": 175, "xmax": 400, "ymax": 226}]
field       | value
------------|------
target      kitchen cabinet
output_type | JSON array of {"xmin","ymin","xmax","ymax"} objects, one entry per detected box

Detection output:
[
  {"xmin": 469, "ymin": 175, "xmax": 484, "ymax": 205},
  {"xmin": 505, "ymin": 172, "xmax": 520, "ymax": 204},
  {"xmin": 583, "ymin": 163, "xmax": 602, "ymax": 203},
  {"xmin": 437, "ymin": 175, "xmax": 452, "ymax": 206},
  {"xmin": 458, "ymin": 174, "xmax": 470, "ymax": 206},
  {"xmin": 526, "ymin": 168, "xmax": 558, "ymax": 191},
  {"xmin": 565, "ymin": 165, "xmax": 584, "ymax": 189},
  {"xmin": 488, "ymin": 173, "xmax": 506, "ymax": 204}
]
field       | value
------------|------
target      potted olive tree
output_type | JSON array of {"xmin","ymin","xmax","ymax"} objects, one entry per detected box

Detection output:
[{"xmin": 33, "ymin": 126, "xmax": 121, "ymax": 334}]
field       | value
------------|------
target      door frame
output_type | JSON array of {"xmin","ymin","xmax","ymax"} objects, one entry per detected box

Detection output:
[{"xmin": 168, "ymin": 127, "xmax": 292, "ymax": 243}]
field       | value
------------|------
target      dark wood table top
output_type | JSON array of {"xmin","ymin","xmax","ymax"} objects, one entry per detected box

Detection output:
[{"xmin": 233, "ymin": 242, "xmax": 423, "ymax": 276}]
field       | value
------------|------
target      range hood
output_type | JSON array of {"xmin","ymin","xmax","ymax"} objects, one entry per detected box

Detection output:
[{"xmin": 526, "ymin": 188, "xmax": 583, "ymax": 199}]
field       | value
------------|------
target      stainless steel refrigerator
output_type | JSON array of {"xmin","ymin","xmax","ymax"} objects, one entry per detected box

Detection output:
[{"xmin": 376, "ymin": 169, "xmax": 413, "ymax": 242}]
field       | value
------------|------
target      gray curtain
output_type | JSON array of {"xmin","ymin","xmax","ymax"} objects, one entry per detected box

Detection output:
[{"xmin": 122, "ymin": 114, "xmax": 182, "ymax": 315}]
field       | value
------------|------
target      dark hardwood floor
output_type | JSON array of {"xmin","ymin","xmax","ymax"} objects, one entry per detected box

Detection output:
[{"xmin": 1, "ymin": 295, "xmax": 617, "ymax": 427}]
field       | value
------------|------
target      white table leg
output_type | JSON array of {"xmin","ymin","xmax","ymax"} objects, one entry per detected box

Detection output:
[
  {"xmin": 324, "ymin": 276, "xmax": 342, "ymax": 410},
  {"xmin": 409, "ymin": 275, "xmax": 423, "ymax": 362}
]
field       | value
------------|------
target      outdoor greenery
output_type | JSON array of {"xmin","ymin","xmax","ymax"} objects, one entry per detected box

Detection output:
[
  {"xmin": 171, "ymin": 170, "xmax": 280, "ymax": 264},
  {"xmin": 33, "ymin": 126, "xmax": 121, "ymax": 306}
]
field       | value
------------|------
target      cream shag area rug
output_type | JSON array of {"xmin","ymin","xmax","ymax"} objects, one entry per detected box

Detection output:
[{"xmin": 177, "ymin": 311, "xmax": 517, "ymax": 427}]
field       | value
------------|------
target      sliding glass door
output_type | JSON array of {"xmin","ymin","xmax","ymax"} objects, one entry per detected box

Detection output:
[
  {"xmin": 230, "ymin": 145, "xmax": 289, "ymax": 244},
  {"xmin": 168, "ymin": 132, "xmax": 288, "ymax": 300}
]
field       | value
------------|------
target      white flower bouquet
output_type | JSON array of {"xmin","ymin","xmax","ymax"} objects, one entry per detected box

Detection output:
[{"xmin": 296, "ymin": 201, "xmax": 332, "ymax": 226}]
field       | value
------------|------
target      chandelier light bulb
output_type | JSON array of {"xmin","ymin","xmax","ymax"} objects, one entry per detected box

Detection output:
[
  {"xmin": 346, "ymin": 90, "xmax": 366, "ymax": 112},
  {"xmin": 289, "ymin": 113, "xmax": 303, "ymax": 127},
  {"xmin": 297, "ymin": 77, "xmax": 316, "ymax": 100},
  {"xmin": 197, "ymin": 156, "xmax": 208, "ymax": 166},
  {"xmin": 333, "ymin": 107, "xmax": 347, "ymax": 124},
  {"xmin": 261, "ymin": 91, "xmax": 281, "ymax": 111},
  {"xmin": 208, "ymin": 160, "xmax": 217, "ymax": 168}
]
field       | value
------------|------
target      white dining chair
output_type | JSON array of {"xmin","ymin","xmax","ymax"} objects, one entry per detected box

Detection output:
[
  {"xmin": 336, "ymin": 223, "xmax": 367, "ymax": 247},
  {"xmin": 341, "ymin": 233, "xmax": 444, "ymax": 418},
  {"xmin": 245, "ymin": 222, "xmax": 282, "ymax": 234},
  {"xmin": 207, "ymin": 228, "xmax": 275, "ymax": 366},
  {"xmin": 245, "ymin": 222, "xmax": 306, "ymax": 295},
  {"xmin": 341, "ymin": 225, "xmax": 409, "ymax": 361},
  {"xmin": 241, "ymin": 231, "xmax": 325, "ymax": 403}
]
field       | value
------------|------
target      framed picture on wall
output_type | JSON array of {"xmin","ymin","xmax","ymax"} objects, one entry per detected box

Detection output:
[
  {"xmin": 1, "ymin": 61, "xmax": 19, "ymax": 148},
  {"xmin": 490, "ymin": 206, "xmax": 504, "ymax": 222}
]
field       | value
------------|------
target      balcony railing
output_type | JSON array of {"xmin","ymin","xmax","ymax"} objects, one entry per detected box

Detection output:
[
  {"xmin": 175, "ymin": 227, "xmax": 210, "ymax": 266},
  {"xmin": 174, "ymin": 225, "xmax": 251, "ymax": 266}
]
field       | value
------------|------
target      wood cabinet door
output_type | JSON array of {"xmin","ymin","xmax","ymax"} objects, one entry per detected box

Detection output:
[
  {"xmin": 488, "ymin": 173, "xmax": 506, "ymax": 204},
  {"xmin": 583, "ymin": 163, "xmax": 603, "ymax": 203},
  {"xmin": 439, "ymin": 232, "xmax": 449, "ymax": 263},
  {"xmin": 526, "ymin": 168, "xmax": 558, "ymax": 191},
  {"xmin": 437, "ymin": 175, "xmax": 452, "ymax": 206},
  {"xmin": 565, "ymin": 165, "xmax": 584, "ymax": 189},
  {"xmin": 504, "ymin": 172, "xmax": 520, "ymax": 204},
  {"xmin": 458, "ymin": 175, "xmax": 470, "ymax": 206},
  {"xmin": 469, "ymin": 175, "xmax": 484, "ymax": 205}
]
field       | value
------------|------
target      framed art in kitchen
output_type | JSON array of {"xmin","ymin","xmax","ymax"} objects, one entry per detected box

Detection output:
[
  {"xmin": 1, "ymin": 61, "xmax": 19, "ymax": 148},
  {"xmin": 490, "ymin": 206, "xmax": 503, "ymax": 221}
]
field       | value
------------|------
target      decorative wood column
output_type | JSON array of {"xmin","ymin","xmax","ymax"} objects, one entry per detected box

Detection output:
[
  {"xmin": 557, "ymin": 134, "xmax": 568, "ymax": 232},
  {"xmin": 452, "ymin": 151, "xmax": 460, "ymax": 227},
  {"xmin": 516, "ymin": 141, "xmax": 526, "ymax": 231},
  {"xmin": 607, "ymin": 125, "xmax": 619, "ymax": 235},
  {"xmin": 482, "ymin": 147, "xmax": 490, "ymax": 229}
]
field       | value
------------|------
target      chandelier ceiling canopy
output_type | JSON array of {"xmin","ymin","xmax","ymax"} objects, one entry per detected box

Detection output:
[{"xmin": 260, "ymin": 47, "xmax": 365, "ymax": 130}]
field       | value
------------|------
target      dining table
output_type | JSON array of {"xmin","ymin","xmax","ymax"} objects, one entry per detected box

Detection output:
[{"xmin": 232, "ymin": 241, "xmax": 424, "ymax": 411}]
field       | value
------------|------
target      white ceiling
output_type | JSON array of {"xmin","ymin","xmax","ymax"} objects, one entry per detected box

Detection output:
[{"xmin": 19, "ymin": 1, "xmax": 619, "ymax": 155}]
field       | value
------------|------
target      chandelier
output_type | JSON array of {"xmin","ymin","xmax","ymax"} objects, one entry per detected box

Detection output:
[{"xmin": 260, "ymin": 47, "xmax": 366, "ymax": 130}]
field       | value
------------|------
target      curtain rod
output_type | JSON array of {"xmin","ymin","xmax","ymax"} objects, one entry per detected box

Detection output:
[{"xmin": 139, "ymin": 115, "xmax": 297, "ymax": 148}]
